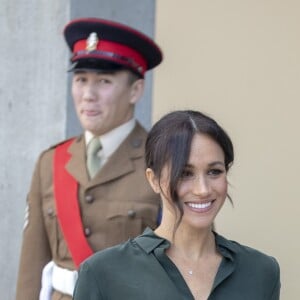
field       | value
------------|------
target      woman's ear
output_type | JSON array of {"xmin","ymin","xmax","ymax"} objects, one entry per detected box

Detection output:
[
  {"xmin": 129, "ymin": 79, "xmax": 144, "ymax": 104},
  {"xmin": 145, "ymin": 168, "xmax": 160, "ymax": 194}
]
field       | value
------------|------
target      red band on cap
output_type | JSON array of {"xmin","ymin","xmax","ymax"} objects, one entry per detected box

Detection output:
[{"xmin": 73, "ymin": 39, "xmax": 147, "ymax": 74}]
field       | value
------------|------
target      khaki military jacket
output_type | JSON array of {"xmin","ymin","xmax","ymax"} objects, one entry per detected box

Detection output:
[{"xmin": 16, "ymin": 123, "xmax": 160, "ymax": 300}]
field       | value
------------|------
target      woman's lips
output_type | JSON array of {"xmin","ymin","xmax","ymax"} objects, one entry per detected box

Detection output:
[{"xmin": 186, "ymin": 200, "xmax": 214, "ymax": 212}]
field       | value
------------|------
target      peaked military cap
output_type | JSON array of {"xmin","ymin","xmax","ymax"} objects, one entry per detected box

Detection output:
[{"xmin": 64, "ymin": 18, "xmax": 163, "ymax": 77}]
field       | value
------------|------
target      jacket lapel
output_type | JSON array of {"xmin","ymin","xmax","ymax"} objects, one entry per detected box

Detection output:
[
  {"xmin": 65, "ymin": 135, "xmax": 90, "ymax": 187},
  {"xmin": 88, "ymin": 122, "xmax": 146, "ymax": 188},
  {"xmin": 64, "ymin": 122, "xmax": 147, "ymax": 189}
]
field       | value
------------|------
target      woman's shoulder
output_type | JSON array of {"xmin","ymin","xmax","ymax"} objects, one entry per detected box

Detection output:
[
  {"xmin": 215, "ymin": 232, "xmax": 280, "ymax": 272},
  {"xmin": 214, "ymin": 233, "xmax": 280, "ymax": 298}
]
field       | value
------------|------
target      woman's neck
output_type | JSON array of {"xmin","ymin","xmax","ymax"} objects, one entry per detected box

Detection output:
[{"xmin": 155, "ymin": 222, "xmax": 216, "ymax": 261}]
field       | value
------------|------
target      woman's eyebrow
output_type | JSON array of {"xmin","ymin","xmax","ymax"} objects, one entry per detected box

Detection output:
[
  {"xmin": 208, "ymin": 161, "xmax": 225, "ymax": 167},
  {"xmin": 185, "ymin": 161, "xmax": 225, "ymax": 168}
]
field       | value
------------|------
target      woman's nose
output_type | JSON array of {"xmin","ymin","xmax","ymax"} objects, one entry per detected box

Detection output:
[{"xmin": 192, "ymin": 176, "xmax": 210, "ymax": 197}]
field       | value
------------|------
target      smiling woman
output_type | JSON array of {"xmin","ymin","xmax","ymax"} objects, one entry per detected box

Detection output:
[
  {"xmin": 73, "ymin": 110, "xmax": 281, "ymax": 300},
  {"xmin": 145, "ymin": 111, "xmax": 232, "ymax": 238}
]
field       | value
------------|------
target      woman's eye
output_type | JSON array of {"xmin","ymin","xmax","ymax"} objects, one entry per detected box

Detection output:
[
  {"xmin": 180, "ymin": 170, "xmax": 194, "ymax": 180},
  {"xmin": 208, "ymin": 169, "xmax": 224, "ymax": 176}
]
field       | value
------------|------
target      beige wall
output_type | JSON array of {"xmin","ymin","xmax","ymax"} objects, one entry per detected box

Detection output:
[{"xmin": 154, "ymin": 1, "xmax": 300, "ymax": 299}]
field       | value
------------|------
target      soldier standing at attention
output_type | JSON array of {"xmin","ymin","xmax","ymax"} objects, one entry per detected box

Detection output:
[{"xmin": 15, "ymin": 18, "xmax": 163, "ymax": 300}]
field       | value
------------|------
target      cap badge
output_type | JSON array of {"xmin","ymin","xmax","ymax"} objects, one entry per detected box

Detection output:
[{"xmin": 86, "ymin": 32, "xmax": 99, "ymax": 52}]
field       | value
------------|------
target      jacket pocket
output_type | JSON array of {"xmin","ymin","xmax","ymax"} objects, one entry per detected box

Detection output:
[
  {"xmin": 42, "ymin": 205, "xmax": 71, "ymax": 260},
  {"xmin": 105, "ymin": 201, "xmax": 157, "ymax": 241}
]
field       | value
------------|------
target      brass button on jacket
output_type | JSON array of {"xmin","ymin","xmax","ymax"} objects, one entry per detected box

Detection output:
[
  {"xmin": 47, "ymin": 208, "xmax": 54, "ymax": 217},
  {"xmin": 84, "ymin": 227, "xmax": 92, "ymax": 237},
  {"xmin": 127, "ymin": 210, "xmax": 136, "ymax": 218},
  {"xmin": 85, "ymin": 194, "xmax": 94, "ymax": 204}
]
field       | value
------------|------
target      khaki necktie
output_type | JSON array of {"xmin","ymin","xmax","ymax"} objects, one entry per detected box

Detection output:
[{"xmin": 87, "ymin": 137, "xmax": 102, "ymax": 179}]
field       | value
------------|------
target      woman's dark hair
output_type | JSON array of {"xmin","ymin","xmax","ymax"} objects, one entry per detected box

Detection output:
[{"xmin": 145, "ymin": 110, "xmax": 234, "ymax": 231}]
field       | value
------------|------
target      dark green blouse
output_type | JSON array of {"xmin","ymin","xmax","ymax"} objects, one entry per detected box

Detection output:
[{"xmin": 73, "ymin": 228, "xmax": 280, "ymax": 300}]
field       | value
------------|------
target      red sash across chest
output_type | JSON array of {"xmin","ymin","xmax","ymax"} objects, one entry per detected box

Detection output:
[{"xmin": 53, "ymin": 138, "xmax": 93, "ymax": 268}]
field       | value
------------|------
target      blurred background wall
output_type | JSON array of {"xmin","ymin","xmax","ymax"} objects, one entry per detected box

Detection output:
[
  {"xmin": 0, "ymin": 1, "xmax": 156, "ymax": 298},
  {"xmin": 154, "ymin": 1, "xmax": 300, "ymax": 299}
]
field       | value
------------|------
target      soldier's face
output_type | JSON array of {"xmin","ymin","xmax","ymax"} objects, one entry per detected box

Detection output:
[{"xmin": 72, "ymin": 70, "xmax": 144, "ymax": 135}]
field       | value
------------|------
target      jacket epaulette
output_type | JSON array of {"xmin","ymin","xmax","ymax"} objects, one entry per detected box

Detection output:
[{"xmin": 47, "ymin": 136, "xmax": 78, "ymax": 150}]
